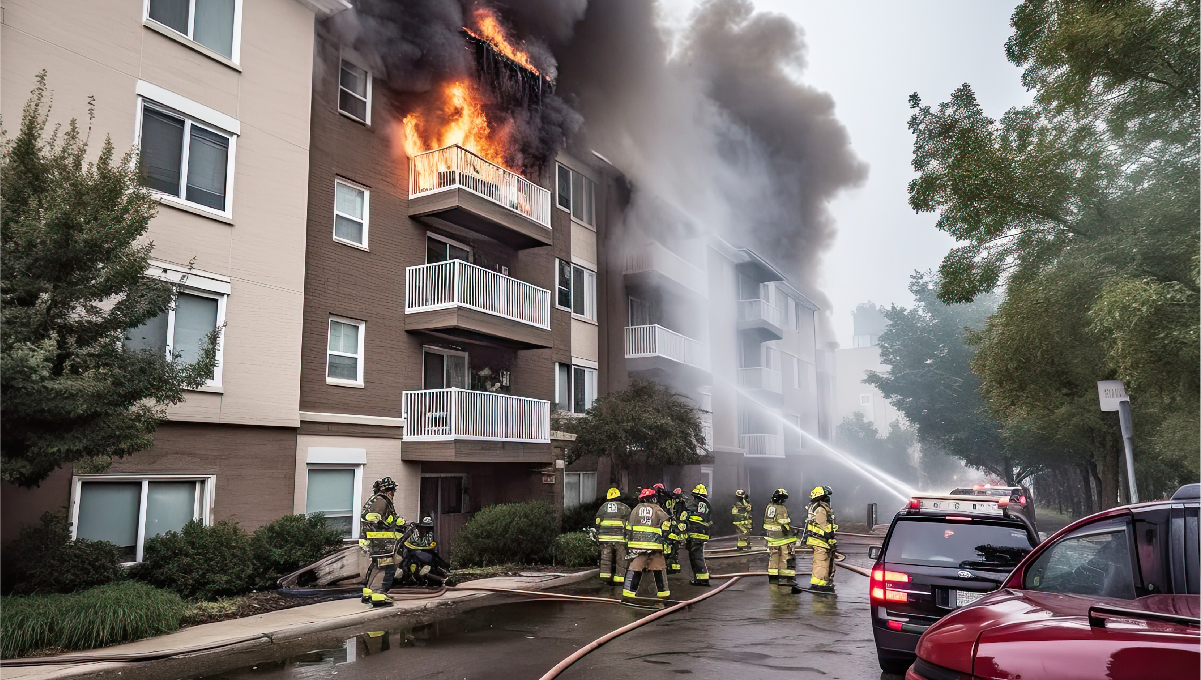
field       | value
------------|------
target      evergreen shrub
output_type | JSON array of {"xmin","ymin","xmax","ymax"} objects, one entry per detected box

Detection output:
[
  {"xmin": 134, "ymin": 520, "xmax": 252, "ymax": 600},
  {"xmin": 451, "ymin": 501, "xmax": 558, "ymax": 568},
  {"xmin": 4, "ymin": 512, "xmax": 123, "ymax": 595}
]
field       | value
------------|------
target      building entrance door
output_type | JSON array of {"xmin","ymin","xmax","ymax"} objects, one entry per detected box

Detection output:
[{"xmin": 419, "ymin": 475, "xmax": 467, "ymax": 557}]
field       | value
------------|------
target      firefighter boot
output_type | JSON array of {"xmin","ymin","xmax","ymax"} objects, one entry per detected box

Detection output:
[
  {"xmin": 622, "ymin": 570, "xmax": 643, "ymax": 599},
  {"xmin": 652, "ymin": 570, "xmax": 671, "ymax": 599},
  {"xmin": 361, "ymin": 587, "xmax": 372, "ymax": 604}
]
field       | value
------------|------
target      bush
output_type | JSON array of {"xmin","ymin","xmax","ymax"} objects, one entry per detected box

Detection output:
[
  {"xmin": 4, "ymin": 512, "xmax": 124, "ymax": 595},
  {"xmin": 134, "ymin": 520, "xmax": 252, "ymax": 600},
  {"xmin": 451, "ymin": 501, "xmax": 558, "ymax": 568},
  {"xmin": 560, "ymin": 494, "xmax": 639, "ymax": 533},
  {"xmin": 249, "ymin": 514, "xmax": 345, "ymax": 590},
  {"xmin": 551, "ymin": 532, "xmax": 597, "ymax": 567},
  {"xmin": 1, "ymin": 581, "xmax": 184, "ymax": 658}
]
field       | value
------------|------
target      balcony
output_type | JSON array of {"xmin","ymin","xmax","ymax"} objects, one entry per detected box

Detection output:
[
  {"xmin": 402, "ymin": 388, "xmax": 552, "ymax": 462},
  {"xmin": 738, "ymin": 366, "xmax": 784, "ymax": 405},
  {"xmin": 737, "ymin": 298, "xmax": 784, "ymax": 340},
  {"xmin": 624, "ymin": 325, "xmax": 710, "ymax": 376},
  {"xmin": 408, "ymin": 145, "xmax": 552, "ymax": 249},
  {"xmin": 741, "ymin": 434, "xmax": 783, "ymax": 458},
  {"xmin": 405, "ymin": 260, "xmax": 552, "ymax": 348},
  {"xmin": 623, "ymin": 241, "xmax": 707, "ymax": 300}
]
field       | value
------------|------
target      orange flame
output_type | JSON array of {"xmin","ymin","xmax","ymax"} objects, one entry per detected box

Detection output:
[
  {"xmin": 402, "ymin": 80, "xmax": 510, "ymax": 168},
  {"xmin": 467, "ymin": 6, "xmax": 539, "ymax": 75}
]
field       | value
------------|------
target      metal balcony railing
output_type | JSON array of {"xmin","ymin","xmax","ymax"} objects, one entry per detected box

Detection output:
[
  {"xmin": 739, "ymin": 366, "xmax": 783, "ymax": 394},
  {"xmin": 409, "ymin": 144, "xmax": 551, "ymax": 227},
  {"xmin": 406, "ymin": 260, "xmax": 551, "ymax": 330},
  {"xmin": 624, "ymin": 325, "xmax": 710, "ymax": 371},
  {"xmin": 738, "ymin": 298, "xmax": 783, "ymax": 328},
  {"xmin": 402, "ymin": 388, "xmax": 550, "ymax": 442},
  {"xmin": 741, "ymin": 434, "xmax": 783, "ymax": 458},
  {"xmin": 623, "ymin": 242, "xmax": 707, "ymax": 294}
]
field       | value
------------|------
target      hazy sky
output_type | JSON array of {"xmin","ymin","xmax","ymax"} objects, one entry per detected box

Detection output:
[{"xmin": 661, "ymin": 1, "xmax": 1033, "ymax": 344}]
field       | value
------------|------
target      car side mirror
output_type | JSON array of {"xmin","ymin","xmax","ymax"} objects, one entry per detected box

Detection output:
[{"xmin": 868, "ymin": 545, "xmax": 882, "ymax": 560}]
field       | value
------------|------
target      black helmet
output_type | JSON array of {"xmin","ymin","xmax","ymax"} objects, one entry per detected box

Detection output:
[
  {"xmin": 823, "ymin": 485, "xmax": 833, "ymax": 498},
  {"xmin": 373, "ymin": 477, "xmax": 398, "ymax": 495},
  {"xmin": 771, "ymin": 488, "xmax": 789, "ymax": 503}
]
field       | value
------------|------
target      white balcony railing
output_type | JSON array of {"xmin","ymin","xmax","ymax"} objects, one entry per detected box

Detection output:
[
  {"xmin": 406, "ymin": 260, "xmax": 551, "ymax": 330},
  {"xmin": 739, "ymin": 366, "xmax": 783, "ymax": 394},
  {"xmin": 741, "ymin": 434, "xmax": 783, "ymax": 458},
  {"xmin": 623, "ymin": 242, "xmax": 707, "ymax": 294},
  {"xmin": 409, "ymin": 144, "xmax": 551, "ymax": 227},
  {"xmin": 403, "ymin": 388, "xmax": 550, "ymax": 442},
  {"xmin": 738, "ymin": 298, "xmax": 783, "ymax": 329},
  {"xmin": 624, "ymin": 325, "xmax": 710, "ymax": 371}
]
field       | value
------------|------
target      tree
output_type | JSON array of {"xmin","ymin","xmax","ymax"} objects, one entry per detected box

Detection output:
[
  {"xmin": 566, "ymin": 379, "xmax": 706, "ymax": 478},
  {"xmin": 907, "ymin": 0, "xmax": 1199, "ymax": 506},
  {"xmin": 834, "ymin": 412, "xmax": 917, "ymax": 487},
  {"xmin": 1, "ymin": 73, "xmax": 218, "ymax": 487}
]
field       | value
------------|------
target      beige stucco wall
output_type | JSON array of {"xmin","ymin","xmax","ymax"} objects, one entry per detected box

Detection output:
[
  {"xmin": 293, "ymin": 435, "xmax": 421, "ymax": 525},
  {"xmin": 571, "ymin": 317, "xmax": 599, "ymax": 364},
  {"xmin": 2, "ymin": 0, "xmax": 315, "ymax": 428}
]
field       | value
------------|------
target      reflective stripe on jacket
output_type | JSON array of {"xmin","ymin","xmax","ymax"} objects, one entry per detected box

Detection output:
[
  {"xmin": 805, "ymin": 501, "xmax": 837, "ymax": 547},
  {"xmin": 687, "ymin": 495, "xmax": 712, "ymax": 540},
  {"xmin": 594, "ymin": 500, "xmax": 631, "ymax": 543},
  {"xmin": 360, "ymin": 493, "xmax": 404, "ymax": 558},
  {"xmin": 627, "ymin": 502, "xmax": 671, "ymax": 550},
  {"xmin": 731, "ymin": 499, "xmax": 753, "ymax": 527},
  {"xmin": 763, "ymin": 502, "xmax": 797, "ymax": 545}
]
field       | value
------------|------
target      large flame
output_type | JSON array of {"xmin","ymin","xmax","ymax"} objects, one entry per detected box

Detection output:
[
  {"xmin": 402, "ymin": 81, "xmax": 510, "ymax": 167},
  {"xmin": 467, "ymin": 6, "xmax": 539, "ymax": 75}
]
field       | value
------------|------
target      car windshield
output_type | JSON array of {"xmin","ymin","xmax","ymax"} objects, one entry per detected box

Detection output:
[{"xmin": 886, "ymin": 519, "xmax": 1035, "ymax": 570}]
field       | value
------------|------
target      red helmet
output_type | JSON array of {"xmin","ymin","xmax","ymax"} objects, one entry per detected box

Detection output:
[
  {"xmin": 673, "ymin": 487, "xmax": 682, "ymax": 495},
  {"xmin": 653, "ymin": 483, "xmax": 665, "ymax": 490},
  {"xmin": 639, "ymin": 488, "xmax": 657, "ymax": 499}
]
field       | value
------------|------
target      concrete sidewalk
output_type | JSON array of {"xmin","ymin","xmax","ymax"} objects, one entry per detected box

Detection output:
[{"xmin": 3, "ymin": 570, "xmax": 598, "ymax": 680}]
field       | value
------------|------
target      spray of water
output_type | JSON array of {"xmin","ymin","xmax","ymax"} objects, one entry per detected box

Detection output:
[{"xmin": 714, "ymin": 375, "xmax": 916, "ymax": 503}]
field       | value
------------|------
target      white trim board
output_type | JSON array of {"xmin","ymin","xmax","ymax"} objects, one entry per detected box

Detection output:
[{"xmin": 135, "ymin": 81, "xmax": 240, "ymax": 134}]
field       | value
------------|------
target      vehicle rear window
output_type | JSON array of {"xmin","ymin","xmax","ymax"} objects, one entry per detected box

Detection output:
[
  {"xmin": 1024, "ymin": 520, "xmax": 1136, "ymax": 599},
  {"xmin": 885, "ymin": 519, "xmax": 1034, "ymax": 569}
]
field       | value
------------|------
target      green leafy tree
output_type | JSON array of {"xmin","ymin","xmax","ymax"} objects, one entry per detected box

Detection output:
[
  {"xmin": 834, "ymin": 412, "xmax": 918, "ymax": 486},
  {"xmin": 566, "ymin": 379, "xmax": 705, "ymax": 479},
  {"xmin": 907, "ymin": 0, "xmax": 1199, "ymax": 506},
  {"xmin": 1, "ymin": 74, "xmax": 218, "ymax": 487}
]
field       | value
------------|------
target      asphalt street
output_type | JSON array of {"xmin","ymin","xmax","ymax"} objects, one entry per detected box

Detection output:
[{"xmin": 194, "ymin": 537, "xmax": 901, "ymax": 680}]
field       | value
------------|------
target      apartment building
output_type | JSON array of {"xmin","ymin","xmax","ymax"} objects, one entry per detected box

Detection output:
[
  {"xmin": 294, "ymin": 26, "xmax": 603, "ymax": 552},
  {"xmin": 833, "ymin": 303, "xmax": 902, "ymax": 435},
  {"xmin": 0, "ymin": 0, "xmax": 341, "ymax": 553}
]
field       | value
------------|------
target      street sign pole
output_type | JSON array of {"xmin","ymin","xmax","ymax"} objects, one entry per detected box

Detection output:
[{"xmin": 1098, "ymin": 380, "xmax": 1138, "ymax": 504}]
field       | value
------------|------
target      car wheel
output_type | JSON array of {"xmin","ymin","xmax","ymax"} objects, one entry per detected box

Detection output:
[{"xmin": 877, "ymin": 651, "xmax": 912, "ymax": 674}]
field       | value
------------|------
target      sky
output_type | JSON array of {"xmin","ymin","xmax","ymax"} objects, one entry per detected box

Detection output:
[{"xmin": 660, "ymin": 0, "xmax": 1034, "ymax": 345}]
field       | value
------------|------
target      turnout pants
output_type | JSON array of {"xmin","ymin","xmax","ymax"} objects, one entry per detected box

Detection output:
[
  {"xmin": 666, "ymin": 541, "xmax": 682, "ymax": 573},
  {"xmin": 622, "ymin": 551, "xmax": 670, "ymax": 598},
  {"xmin": 767, "ymin": 543, "xmax": 797, "ymax": 585},
  {"xmin": 810, "ymin": 544, "xmax": 835, "ymax": 588},
  {"xmin": 734, "ymin": 522, "xmax": 752, "ymax": 549},
  {"xmin": 598, "ymin": 541, "xmax": 627, "ymax": 584},
  {"xmin": 686, "ymin": 538, "xmax": 708, "ymax": 583},
  {"xmin": 363, "ymin": 555, "xmax": 396, "ymax": 605}
]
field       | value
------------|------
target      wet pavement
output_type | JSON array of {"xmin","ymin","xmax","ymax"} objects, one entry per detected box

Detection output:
[{"xmin": 189, "ymin": 537, "xmax": 902, "ymax": 680}]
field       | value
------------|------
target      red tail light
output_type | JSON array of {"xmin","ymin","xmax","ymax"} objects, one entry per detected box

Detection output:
[
  {"xmin": 907, "ymin": 498, "xmax": 920, "ymax": 510},
  {"xmin": 1018, "ymin": 495, "xmax": 1027, "ymax": 506},
  {"xmin": 870, "ymin": 568, "xmax": 910, "ymax": 603},
  {"xmin": 887, "ymin": 620, "xmax": 903, "ymax": 631}
]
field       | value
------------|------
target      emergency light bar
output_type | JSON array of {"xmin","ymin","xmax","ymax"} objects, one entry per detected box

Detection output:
[{"xmin": 906, "ymin": 494, "xmax": 1005, "ymax": 516}]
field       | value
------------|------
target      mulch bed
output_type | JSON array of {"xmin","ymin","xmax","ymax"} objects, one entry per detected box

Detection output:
[{"xmin": 181, "ymin": 590, "xmax": 355, "ymax": 627}]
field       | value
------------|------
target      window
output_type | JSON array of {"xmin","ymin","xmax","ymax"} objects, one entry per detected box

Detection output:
[
  {"xmin": 885, "ymin": 519, "xmax": 1034, "ymax": 570},
  {"xmin": 555, "ymin": 163, "xmax": 595, "ymax": 226},
  {"xmin": 339, "ymin": 58, "xmax": 371, "ymax": 123},
  {"xmin": 556, "ymin": 363, "xmax": 596, "ymax": 414},
  {"xmin": 1024, "ymin": 521, "xmax": 1137, "ymax": 599},
  {"xmin": 785, "ymin": 415, "xmax": 802, "ymax": 453},
  {"xmin": 146, "ymin": 0, "xmax": 240, "ymax": 60},
  {"xmin": 699, "ymin": 466, "xmax": 713, "ymax": 496},
  {"xmin": 306, "ymin": 467, "xmax": 360, "ymax": 538},
  {"xmin": 333, "ymin": 180, "xmax": 368, "ymax": 247},
  {"xmin": 426, "ymin": 234, "xmax": 470, "ymax": 263},
  {"xmin": 556, "ymin": 259, "xmax": 596, "ymax": 321},
  {"xmin": 628, "ymin": 296, "xmax": 650, "ymax": 326},
  {"xmin": 794, "ymin": 300, "xmax": 804, "ymax": 331},
  {"xmin": 860, "ymin": 394, "xmax": 872, "ymax": 406},
  {"xmin": 423, "ymin": 347, "xmax": 468, "ymax": 389},
  {"xmin": 125, "ymin": 289, "xmax": 224, "ymax": 387},
  {"xmin": 420, "ymin": 475, "xmax": 465, "ymax": 520},
  {"xmin": 327, "ymin": 318, "xmax": 365, "ymax": 386},
  {"xmin": 564, "ymin": 472, "xmax": 597, "ymax": 507},
  {"xmin": 139, "ymin": 100, "xmax": 235, "ymax": 214},
  {"xmin": 73, "ymin": 476, "xmax": 212, "ymax": 563}
]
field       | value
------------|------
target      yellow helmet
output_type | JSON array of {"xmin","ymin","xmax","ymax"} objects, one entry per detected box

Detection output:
[
  {"xmin": 692, "ymin": 483, "xmax": 708, "ymax": 496},
  {"xmin": 606, "ymin": 486, "xmax": 621, "ymax": 500},
  {"xmin": 810, "ymin": 485, "xmax": 827, "ymax": 500}
]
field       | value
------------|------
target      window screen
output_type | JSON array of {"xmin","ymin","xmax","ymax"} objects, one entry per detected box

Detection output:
[
  {"xmin": 307, "ymin": 468, "xmax": 356, "ymax": 537},
  {"xmin": 77, "ymin": 483, "xmax": 142, "ymax": 562},
  {"xmin": 192, "ymin": 0, "xmax": 235, "ymax": 58},
  {"xmin": 148, "ymin": 0, "xmax": 189, "ymax": 33},
  {"xmin": 334, "ymin": 182, "xmax": 366, "ymax": 245},
  {"xmin": 173, "ymin": 293, "xmax": 219, "ymax": 371},
  {"xmin": 145, "ymin": 481, "xmax": 197, "ymax": 539},
  {"xmin": 185, "ymin": 126, "xmax": 229, "ymax": 209},
  {"xmin": 140, "ymin": 108, "xmax": 185, "ymax": 196},
  {"xmin": 327, "ymin": 320, "xmax": 361, "ymax": 381}
]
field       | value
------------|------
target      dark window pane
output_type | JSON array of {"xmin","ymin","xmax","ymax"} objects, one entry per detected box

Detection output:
[
  {"xmin": 557, "ymin": 260, "xmax": 572, "ymax": 308},
  {"xmin": 557, "ymin": 164, "xmax": 571, "ymax": 210},
  {"xmin": 420, "ymin": 477, "xmax": 439, "ymax": 520},
  {"xmin": 572, "ymin": 266, "xmax": 584, "ymax": 314},
  {"xmin": 1025, "ymin": 525, "xmax": 1136, "ymax": 599},
  {"xmin": 140, "ymin": 108, "xmax": 184, "ymax": 196},
  {"xmin": 148, "ymin": 0, "xmax": 189, "ymax": 34},
  {"xmin": 427, "ymin": 236, "xmax": 446, "ymax": 263},
  {"xmin": 339, "ymin": 89, "xmax": 367, "ymax": 121},
  {"xmin": 172, "ymin": 293, "xmax": 218, "ymax": 372},
  {"xmin": 125, "ymin": 311, "xmax": 169, "ymax": 357},
  {"xmin": 423, "ymin": 351, "xmax": 445, "ymax": 389},
  {"xmin": 340, "ymin": 62, "xmax": 368, "ymax": 98},
  {"xmin": 193, "ymin": 0, "xmax": 235, "ymax": 57},
  {"xmin": 571, "ymin": 172, "xmax": 585, "ymax": 221},
  {"xmin": 885, "ymin": 519, "xmax": 1035, "ymax": 569},
  {"xmin": 573, "ymin": 366, "xmax": 586, "ymax": 413},
  {"xmin": 327, "ymin": 355, "xmax": 358, "ymax": 381},
  {"xmin": 556, "ymin": 364, "xmax": 571, "ymax": 411},
  {"xmin": 448, "ymin": 244, "xmax": 469, "ymax": 262},
  {"xmin": 185, "ymin": 126, "xmax": 229, "ymax": 210}
]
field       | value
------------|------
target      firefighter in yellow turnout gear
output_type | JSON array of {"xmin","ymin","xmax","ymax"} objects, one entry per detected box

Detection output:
[
  {"xmin": 763, "ymin": 488, "xmax": 798, "ymax": 586},
  {"xmin": 685, "ymin": 483, "xmax": 712, "ymax": 586},
  {"xmin": 621, "ymin": 488, "xmax": 673, "ymax": 600},
  {"xmin": 359, "ymin": 477, "xmax": 405, "ymax": 607},
  {"xmin": 665, "ymin": 487, "xmax": 687, "ymax": 574},
  {"xmin": 802, "ymin": 485, "xmax": 838, "ymax": 593},
  {"xmin": 594, "ymin": 487, "xmax": 630, "ymax": 584},
  {"xmin": 731, "ymin": 489, "xmax": 753, "ymax": 550}
]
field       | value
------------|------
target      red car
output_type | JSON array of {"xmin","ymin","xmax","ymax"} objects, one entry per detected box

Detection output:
[{"xmin": 907, "ymin": 483, "xmax": 1200, "ymax": 680}]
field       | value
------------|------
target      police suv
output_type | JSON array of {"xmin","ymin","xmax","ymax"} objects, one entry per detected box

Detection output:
[{"xmin": 867, "ymin": 493, "xmax": 1040, "ymax": 674}]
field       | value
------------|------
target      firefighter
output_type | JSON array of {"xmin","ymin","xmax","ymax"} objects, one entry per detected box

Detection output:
[
  {"xmin": 801, "ymin": 485, "xmax": 838, "ymax": 594},
  {"xmin": 665, "ymin": 487, "xmax": 687, "ymax": 574},
  {"xmin": 621, "ymin": 487, "xmax": 673, "ymax": 600},
  {"xmin": 731, "ymin": 489, "xmax": 753, "ymax": 550},
  {"xmin": 594, "ymin": 486, "xmax": 630, "ymax": 585},
  {"xmin": 359, "ymin": 477, "xmax": 405, "ymax": 606},
  {"xmin": 763, "ymin": 488, "xmax": 798, "ymax": 586},
  {"xmin": 685, "ymin": 483, "xmax": 712, "ymax": 586}
]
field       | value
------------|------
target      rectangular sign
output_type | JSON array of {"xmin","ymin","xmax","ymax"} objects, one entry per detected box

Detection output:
[{"xmin": 1098, "ymin": 380, "xmax": 1129, "ymax": 412}]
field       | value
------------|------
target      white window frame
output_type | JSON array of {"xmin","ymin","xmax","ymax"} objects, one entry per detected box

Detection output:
[
  {"xmin": 860, "ymin": 394, "xmax": 872, "ymax": 405},
  {"xmin": 304, "ymin": 463, "xmax": 364, "ymax": 541},
  {"xmin": 134, "ymin": 82, "xmax": 239, "ymax": 220},
  {"xmin": 563, "ymin": 471, "xmax": 598, "ymax": 507},
  {"xmin": 70, "ymin": 474, "xmax": 215, "ymax": 564},
  {"xmin": 338, "ymin": 54, "xmax": 372, "ymax": 125},
  {"xmin": 142, "ymin": 0, "xmax": 243, "ymax": 65},
  {"xmin": 426, "ymin": 232, "xmax": 473, "ymax": 263},
  {"xmin": 422, "ymin": 345, "xmax": 470, "ymax": 390},
  {"xmin": 555, "ymin": 259, "xmax": 596, "ymax": 321},
  {"xmin": 333, "ymin": 178, "xmax": 369, "ymax": 249},
  {"xmin": 555, "ymin": 163, "xmax": 596, "ymax": 227},
  {"xmin": 699, "ymin": 466, "xmax": 713, "ymax": 495},
  {"xmin": 326, "ymin": 316, "xmax": 366, "ymax": 387},
  {"xmin": 556, "ymin": 362, "xmax": 597, "ymax": 415},
  {"xmin": 143, "ymin": 261, "xmax": 228, "ymax": 390}
]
